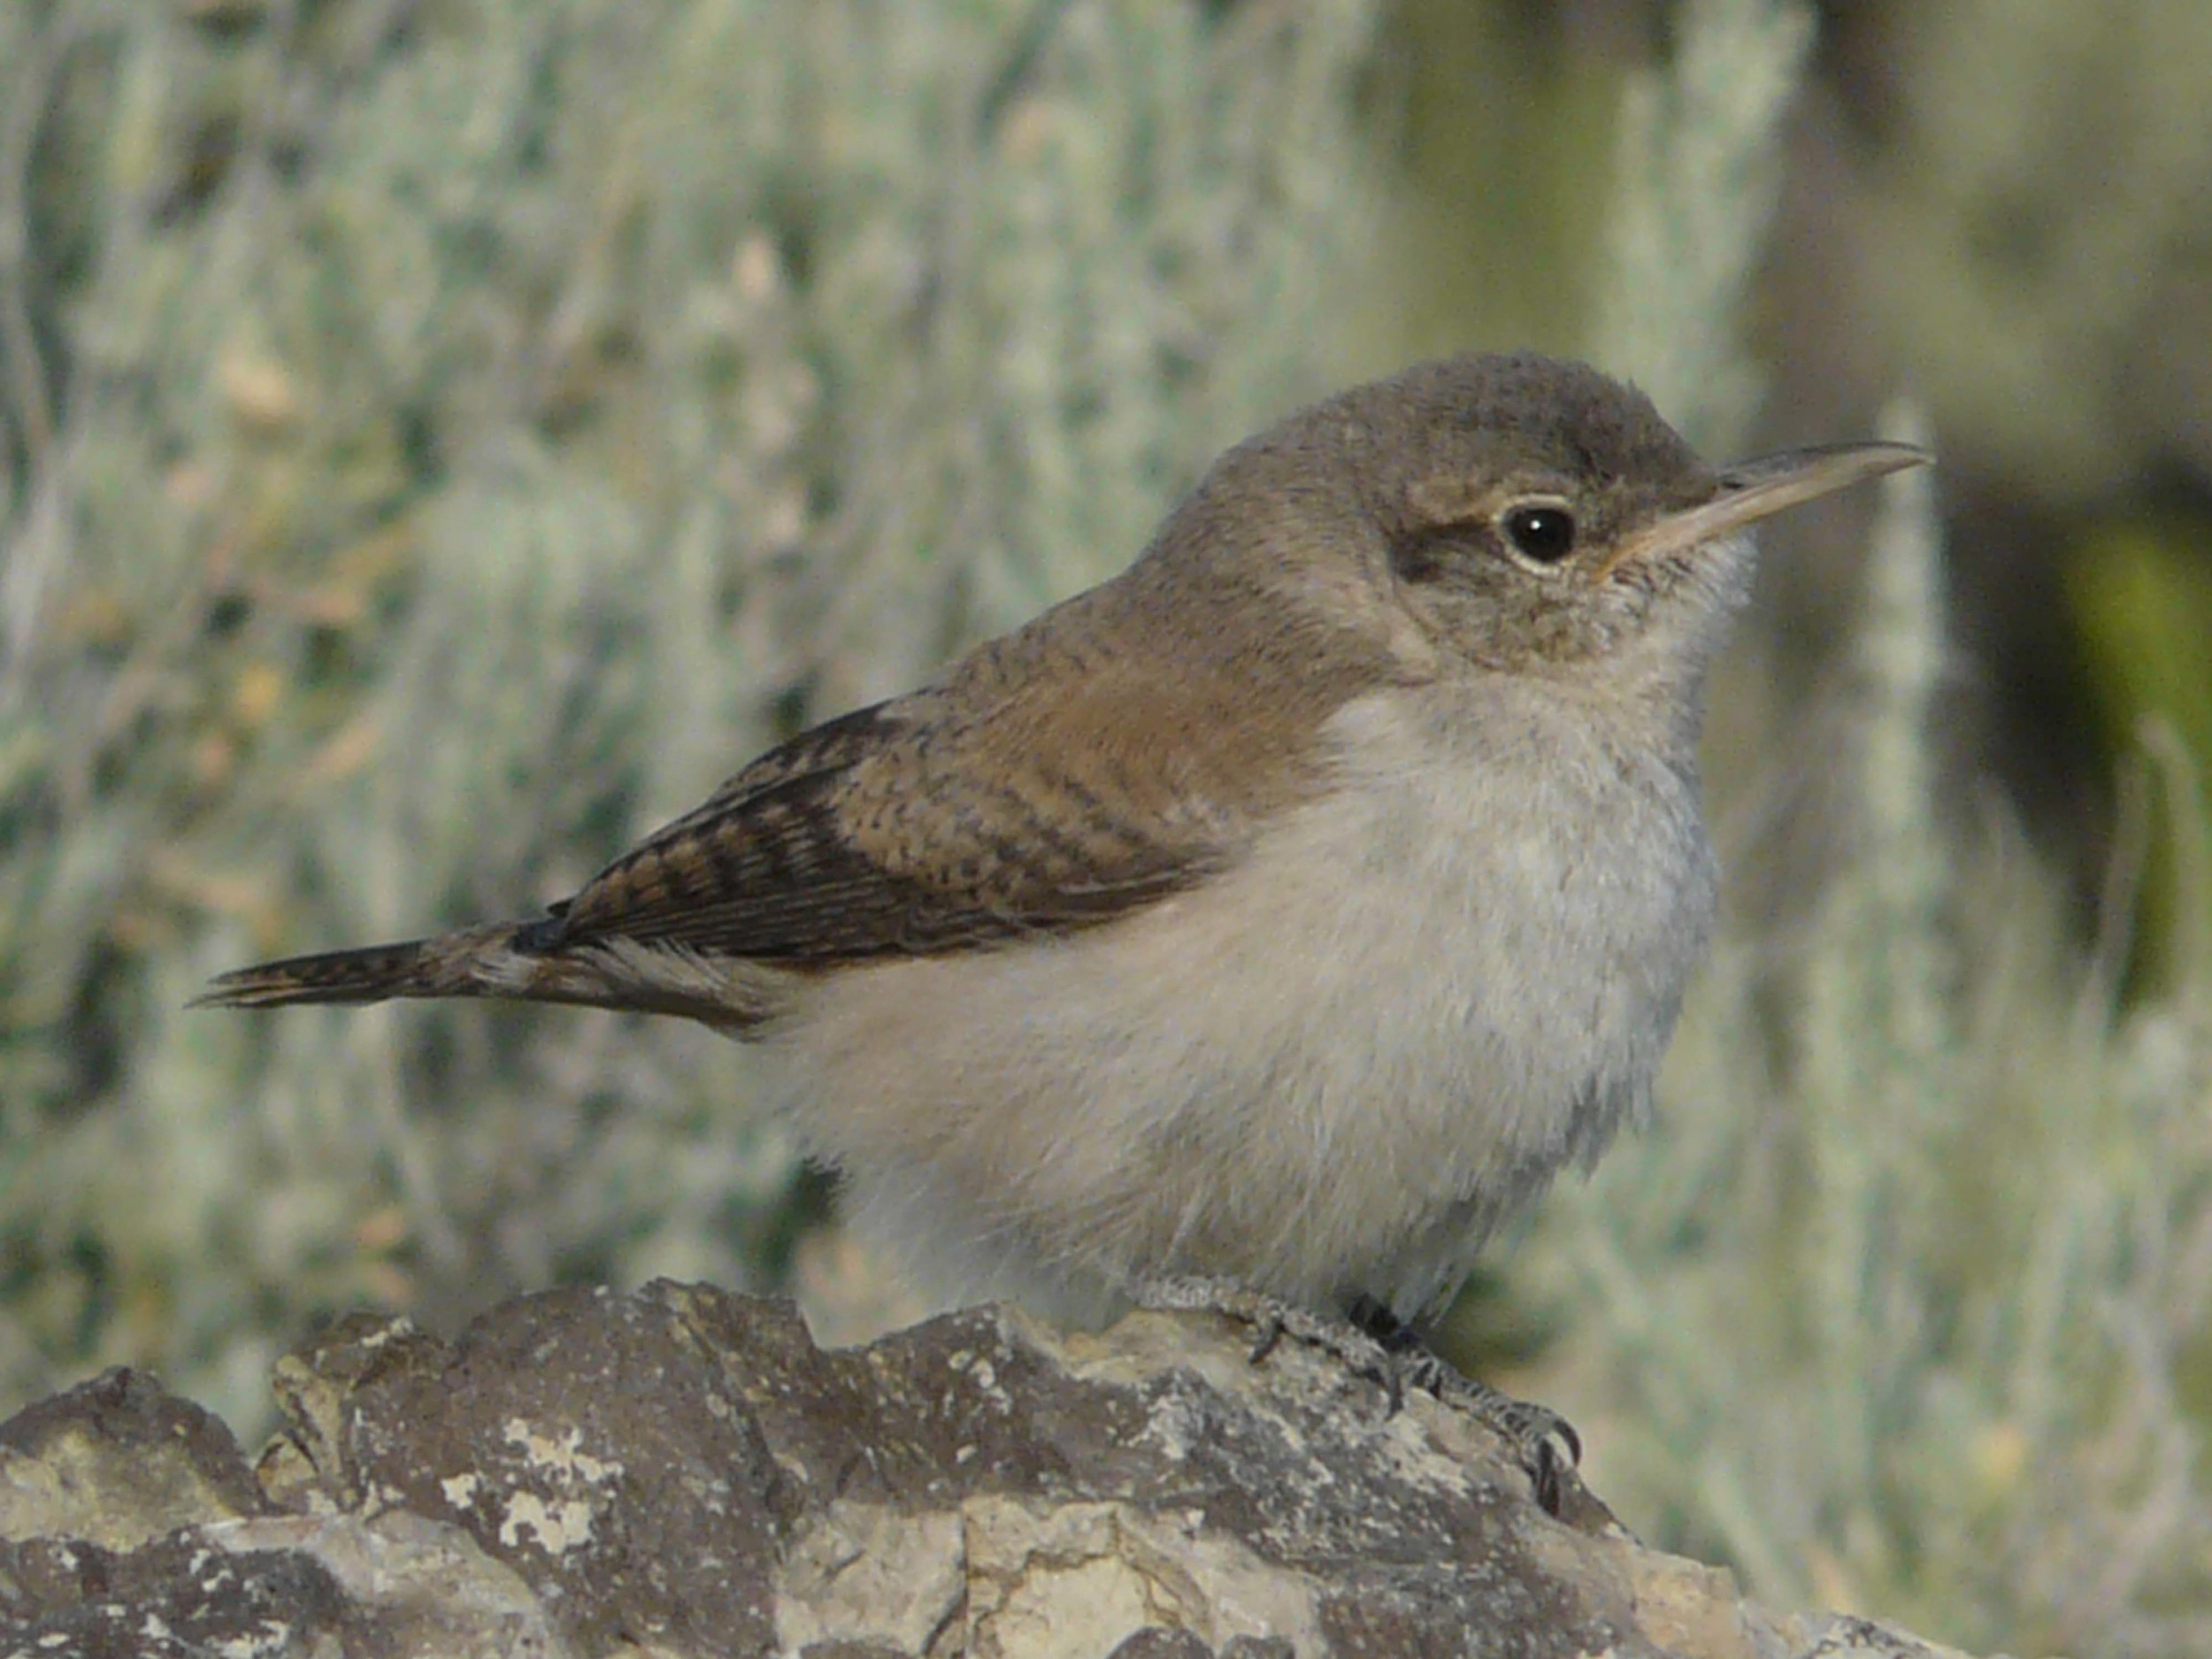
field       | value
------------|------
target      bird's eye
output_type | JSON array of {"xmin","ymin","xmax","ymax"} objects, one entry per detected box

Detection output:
[{"xmin": 1502, "ymin": 503, "xmax": 1576, "ymax": 565}]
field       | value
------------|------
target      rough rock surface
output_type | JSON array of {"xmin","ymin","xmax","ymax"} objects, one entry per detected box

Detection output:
[{"xmin": 0, "ymin": 1281, "xmax": 1981, "ymax": 1657}]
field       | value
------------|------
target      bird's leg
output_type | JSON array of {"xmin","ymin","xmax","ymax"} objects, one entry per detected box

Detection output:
[{"xmin": 1348, "ymin": 1295, "xmax": 1583, "ymax": 1517}]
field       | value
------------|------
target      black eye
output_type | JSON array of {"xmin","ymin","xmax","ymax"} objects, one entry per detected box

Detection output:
[{"xmin": 1502, "ymin": 503, "xmax": 1576, "ymax": 565}]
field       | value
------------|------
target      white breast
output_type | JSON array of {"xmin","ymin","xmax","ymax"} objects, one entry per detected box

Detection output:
[{"xmin": 773, "ymin": 680, "xmax": 1716, "ymax": 1326}]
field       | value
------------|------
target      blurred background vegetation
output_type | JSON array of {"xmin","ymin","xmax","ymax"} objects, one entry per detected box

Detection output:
[{"xmin": 3, "ymin": 0, "xmax": 2210, "ymax": 1653}]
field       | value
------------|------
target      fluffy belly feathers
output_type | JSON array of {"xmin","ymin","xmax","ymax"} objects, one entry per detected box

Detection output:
[{"xmin": 774, "ymin": 686, "xmax": 1714, "ymax": 1325}]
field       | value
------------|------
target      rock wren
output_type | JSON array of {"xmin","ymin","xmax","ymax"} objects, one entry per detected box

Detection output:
[{"xmin": 201, "ymin": 352, "xmax": 1924, "ymax": 1340}]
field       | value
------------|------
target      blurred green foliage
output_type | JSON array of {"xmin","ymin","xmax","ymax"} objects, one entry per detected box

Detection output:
[
  {"xmin": 1357, "ymin": 0, "xmax": 1622, "ymax": 367},
  {"xmin": 1863, "ymin": 0, "xmax": 2212, "ymax": 504},
  {"xmin": 2070, "ymin": 520, "xmax": 2212, "ymax": 992}
]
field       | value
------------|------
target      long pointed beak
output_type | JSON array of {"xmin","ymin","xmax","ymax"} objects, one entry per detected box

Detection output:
[{"xmin": 1590, "ymin": 441, "xmax": 1931, "ymax": 582}]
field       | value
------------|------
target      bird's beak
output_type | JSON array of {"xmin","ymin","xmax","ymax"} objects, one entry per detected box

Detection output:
[{"xmin": 1590, "ymin": 441, "xmax": 1931, "ymax": 583}]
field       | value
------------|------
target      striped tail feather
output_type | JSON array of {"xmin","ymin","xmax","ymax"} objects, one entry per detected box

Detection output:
[
  {"xmin": 196, "ymin": 919, "xmax": 791, "ymax": 1031},
  {"xmin": 190, "ymin": 923, "xmax": 523, "ymax": 1010}
]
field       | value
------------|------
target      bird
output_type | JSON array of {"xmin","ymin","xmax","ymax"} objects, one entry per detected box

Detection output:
[{"xmin": 200, "ymin": 351, "xmax": 1924, "ymax": 1450}]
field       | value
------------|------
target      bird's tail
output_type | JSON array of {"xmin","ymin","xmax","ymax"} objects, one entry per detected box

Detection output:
[{"xmin": 190, "ymin": 922, "xmax": 529, "ymax": 1010}]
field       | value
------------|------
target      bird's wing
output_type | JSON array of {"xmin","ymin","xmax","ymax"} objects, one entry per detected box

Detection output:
[{"xmin": 538, "ymin": 656, "xmax": 1323, "ymax": 965}]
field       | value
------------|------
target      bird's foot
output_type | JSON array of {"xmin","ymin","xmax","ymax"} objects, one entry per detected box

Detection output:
[
  {"xmin": 1128, "ymin": 1278, "xmax": 1584, "ymax": 1516},
  {"xmin": 1396, "ymin": 1352, "xmax": 1582, "ymax": 1514},
  {"xmin": 1348, "ymin": 1296, "xmax": 1582, "ymax": 1517}
]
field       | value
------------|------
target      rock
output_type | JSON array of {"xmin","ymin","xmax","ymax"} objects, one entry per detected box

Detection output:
[{"xmin": 0, "ymin": 1282, "xmax": 1982, "ymax": 1658}]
